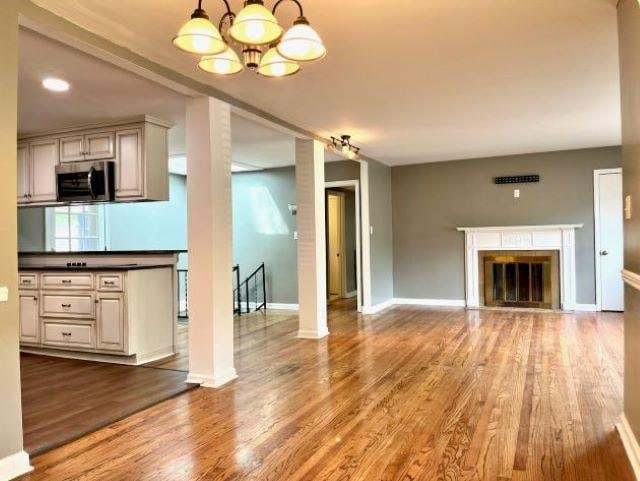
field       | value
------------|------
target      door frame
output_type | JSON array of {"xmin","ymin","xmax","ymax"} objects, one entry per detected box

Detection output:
[
  {"xmin": 325, "ymin": 180, "xmax": 362, "ymax": 311},
  {"xmin": 593, "ymin": 167, "xmax": 623, "ymax": 312}
]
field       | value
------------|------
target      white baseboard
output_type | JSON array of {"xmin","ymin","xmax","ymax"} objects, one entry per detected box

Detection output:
[
  {"xmin": 344, "ymin": 291, "xmax": 357, "ymax": 299},
  {"xmin": 0, "ymin": 450, "xmax": 32, "ymax": 480},
  {"xmin": 393, "ymin": 298, "xmax": 466, "ymax": 307},
  {"xmin": 186, "ymin": 368, "xmax": 238, "ymax": 388},
  {"xmin": 244, "ymin": 302, "xmax": 299, "ymax": 311},
  {"xmin": 617, "ymin": 414, "xmax": 640, "ymax": 479},
  {"xmin": 574, "ymin": 304, "xmax": 598, "ymax": 312},
  {"xmin": 362, "ymin": 299, "xmax": 394, "ymax": 314},
  {"xmin": 297, "ymin": 328, "xmax": 330, "ymax": 339}
]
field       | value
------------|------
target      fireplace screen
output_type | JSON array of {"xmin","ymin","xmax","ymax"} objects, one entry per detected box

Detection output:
[{"xmin": 483, "ymin": 254, "xmax": 554, "ymax": 309}]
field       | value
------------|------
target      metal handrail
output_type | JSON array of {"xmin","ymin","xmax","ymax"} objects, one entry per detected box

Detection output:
[{"xmin": 238, "ymin": 262, "xmax": 266, "ymax": 313}]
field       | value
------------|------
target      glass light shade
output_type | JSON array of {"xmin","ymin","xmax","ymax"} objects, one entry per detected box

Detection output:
[
  {"xmin": 257, "ymin": 46, "xmax": 300, "ymax": 77},
  {"xmin": 277, "ymin": 20, "xmax": 326, "ymax": 62},
  {"xmin": 198, "ymin": 47, "xmax": 244, "ymax": 75},
  {"xmin": 173, "ymin": 17, "xmax": 226, "ymax": 55},
  {"xmin": 341, "ymin": 144, "xmax": 350, "ymax": 155},
  {"xmin": 228, "ymin": 3, "xmax": 283, "ymax": 45}
]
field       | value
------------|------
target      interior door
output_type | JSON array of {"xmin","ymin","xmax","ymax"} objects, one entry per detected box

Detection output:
[
  {"xmin": 327, "ymin": 193, "xmax": 344, "ymax": 299},
  {"xmin": 597, "ymin": 171, "xmax": 624, "ymax": 311}
]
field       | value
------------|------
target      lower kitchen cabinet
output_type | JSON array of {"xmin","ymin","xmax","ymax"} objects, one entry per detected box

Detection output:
[
  {"xmin": 19, "ymin": 291, "xmax": 40, "ymax": 344},
  {"xmin": 96, "ymin": 293, "xmax": 125, "ymax": 352},
  {"xmin": 18, "ymin": 267, "xmax": 174, "ymax": 365}
]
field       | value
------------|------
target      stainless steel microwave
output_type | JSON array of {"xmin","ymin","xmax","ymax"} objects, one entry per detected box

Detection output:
[{"xmin": 56, "ymin": 160, "xmax": 116, "ymax": 203}]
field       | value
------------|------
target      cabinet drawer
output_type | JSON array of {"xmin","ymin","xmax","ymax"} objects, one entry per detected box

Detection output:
[
  {"xmin": 42, "ymin": 321, "xmax": 95, "ymax": 349},
  {"xmin": 41, "ymin": 293, "xmax": 95, "ymax": 318},
  {"xmin": 97, "ymin": 273, "xmax": 124, "ymax": 292},
  {"xmin": 19, "ymin": 273, "xmax": 38, "ymax": 290},
  {"xmin": 41, "ymin": 273, "xmax": 93, "ymax": 290}
]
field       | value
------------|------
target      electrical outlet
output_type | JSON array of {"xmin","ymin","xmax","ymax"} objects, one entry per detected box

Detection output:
[
  {"xmin": 293, "ymin": 231, "xmax": 298, "ymax": 240},
  {"xmin": 625, "ymin": 195, "xmax": 632, "ymax": 220},
  {"xmin": 0, "ymin": 286, "xmax": 8, "ymax": 303},
  {"xmin": 514, "ymin": 189, "xmax": 520, "ymax": 198},
  {"xmin": 370, "ymin": 226, "xmax": 374, "ymax": 235}
]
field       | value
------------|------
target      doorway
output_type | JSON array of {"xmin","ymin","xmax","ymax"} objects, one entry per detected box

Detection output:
[
  {"xmin": 325, "ymin": 181, "xmax": 361, "ymax": 311},
  {"xmin": 594, "ymin": 168, "xmax": 624, "ymax": 311}
]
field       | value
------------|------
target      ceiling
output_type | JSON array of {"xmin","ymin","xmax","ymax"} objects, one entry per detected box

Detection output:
[
  {"xmin": 18, "ymin": 28, "xmax": 313, "ymax": 169},
  {"xmin": 31, "ymin": 0, "xmax": 622, "ymax": 166}
]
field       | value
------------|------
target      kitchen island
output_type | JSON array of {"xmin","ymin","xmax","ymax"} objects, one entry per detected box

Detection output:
[{"xmin": 18, "ymin": 251, "xmax": 182, "ymax": 365}]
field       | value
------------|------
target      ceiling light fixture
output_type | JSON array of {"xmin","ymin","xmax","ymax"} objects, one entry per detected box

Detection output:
[
  {"xmin": 42, "ymin": 78, "xmax": 70, "ymax": 92},
  {"xmin": 173, "ymin": 0, "xmax": 326, "ymax": 78},
  {"xmin": 328, "ymin": 135, "xmax": 361, "ymax": 160}
]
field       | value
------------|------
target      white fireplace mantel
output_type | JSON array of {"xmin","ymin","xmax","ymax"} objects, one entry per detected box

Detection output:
[{"xmin": 457, "ymin": 224, "xmax": 583, "ymax": 310}]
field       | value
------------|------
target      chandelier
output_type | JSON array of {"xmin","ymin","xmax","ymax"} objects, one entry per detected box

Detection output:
[
  {"xmin": 173, "ymin": 0, "xmax": 326, "ymax": 78},
  {"xmin": 327, "ymin": 135, "xmax": 360, "ymax": 160}
]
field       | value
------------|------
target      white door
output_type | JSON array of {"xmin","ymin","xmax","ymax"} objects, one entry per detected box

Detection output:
[
  {"xmin": 96, "ymin": 293, "xmax": 125, "ymax": 351},
  {"xmin": 17, "ymin": 143, "xmax": 30, "ymax": 203},
  {"xmin": 597, "ymin": 171, "xmax": 624, "ymax": 311},
  {"xmin": 115, "ymin": 129, "xmax": 144, "ymax": 198},
  {"xmin": 327, "ymin": 193, "xmax": 344, "ymax": 299},
  {"xmin": 30, "ymin": 139, "xmax": 59, "ymax": 202},
  {"xmin": 19, "ymin": 292, "xmax": 40, "ymax": 344}
]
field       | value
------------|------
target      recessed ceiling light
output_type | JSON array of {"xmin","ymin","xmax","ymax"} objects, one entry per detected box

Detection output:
[{"xmin": 42, "ymin": 78, "xmax": 70, "ymax": 92}]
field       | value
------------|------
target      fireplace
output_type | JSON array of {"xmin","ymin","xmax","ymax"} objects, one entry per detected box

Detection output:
[{"xmin": 479, "ymin": 251, "xmax": 560, "ymax": 309}]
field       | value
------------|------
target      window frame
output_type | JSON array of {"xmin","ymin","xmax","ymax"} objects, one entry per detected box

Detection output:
[{"xmin": 45, "ymin": 204, "xmax": 107, "ymax": 252}]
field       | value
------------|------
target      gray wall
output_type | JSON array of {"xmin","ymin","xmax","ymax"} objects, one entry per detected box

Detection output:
[
  {"xmin": 619, "ymin": 0, "xmax": 640, "ymax": 445},
  {"xmin": 232, "ymin": 167, "xmax": 298, "ymax": 304},
  {"xmin": 392, "ymin": 147, "xmax": 621, "ymax": 304},
  {"xmin": 368, "ymin": 159, "xmax": 395, "ymax": 306}
]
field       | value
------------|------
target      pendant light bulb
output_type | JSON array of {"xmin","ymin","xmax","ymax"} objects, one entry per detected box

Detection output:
[
  {"xmin": 198, "ymin": 46, "xmax": 244, "ymax": 75},
  {"xmin": 277, "ymin": 16, "xmax": 326, "ymax": 62},
  {"xmin": 342, "ymin": 144, "xmax": 350, "ymax": 155},
  {"xmin": 173, "ymin": 9, "xmax": 226, "ymax": 55},
  {"xmin": 229, "ymin": 0, "xmax": 283, "ymax": 45},
  {"xmin": 257, "ymin": 44, "xmax": 300, "ymax": 77}
]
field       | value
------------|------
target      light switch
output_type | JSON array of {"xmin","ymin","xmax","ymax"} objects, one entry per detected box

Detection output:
[
  {"xmin": 0, "ymin": 286, "xmax": 8, "ymax": 303},
  {"xmin": 514, "ymin": 189, "xmax": 520, "ymax": 198},
  {"xmin": 293, "ymin": 231, "xmax": 298, "ymax": 240},
  {"xmin": 625, "ymin": 195, "xmax": 632, "ymax": 220}
]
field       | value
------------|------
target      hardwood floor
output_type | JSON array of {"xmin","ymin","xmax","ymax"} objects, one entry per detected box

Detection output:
[
  {"xmin": 20, "ymin": 354, "xmax": 197, "ymax": 456},
  {"xmin": 21, "ymin": 305, "xmax": 633, "ymax": 480}
]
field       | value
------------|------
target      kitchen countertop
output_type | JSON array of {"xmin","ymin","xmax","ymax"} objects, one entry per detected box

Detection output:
[{"xmin": 19, "ymin": 264, "xmax": 172, "ymax": 271}]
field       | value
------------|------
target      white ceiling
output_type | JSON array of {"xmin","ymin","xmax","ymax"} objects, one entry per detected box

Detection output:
[
  {"xmin": 31, "ymin": 0, "xmax": 622, "ymax": 165},
  {"xmin": 18, "ymin": 28, "xmax": 308, "ymax": 169}
]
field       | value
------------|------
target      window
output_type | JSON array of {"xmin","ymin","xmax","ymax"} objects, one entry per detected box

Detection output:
[{"xmin": 46, "ymin": 205, "xmax": 106, "ymax": 252}]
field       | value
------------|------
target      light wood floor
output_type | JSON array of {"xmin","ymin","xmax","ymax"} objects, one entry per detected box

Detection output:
[{"xmin": 21, "ymin": 304, "xmax": 633, "ymax": 480}]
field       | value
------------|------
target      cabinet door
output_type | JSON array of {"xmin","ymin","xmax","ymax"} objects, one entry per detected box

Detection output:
[
  {"xmin": 84, "ymin": 131, "xmax": 115, "ymax": 160},
  {"xmin": 30, "ymin": 139, "xmax": 59, "ymax": 202},
  {"xmin": 96, "ymin": 293, "xmax": 125, "ymax": 352},
  {"xmin": 60, "ymin": 135, "xmax": 85, "ymax": 162},
  {"xmin": 115, "ymin": 129, "xmax": 144, "ymax": 199},
  {"xmin": 19, "ymin": 292, "xmax": 40, "ymax": 344},
  {"xmin": 17, "ymin": 143, "xmax": 30, "ymax": 203}
]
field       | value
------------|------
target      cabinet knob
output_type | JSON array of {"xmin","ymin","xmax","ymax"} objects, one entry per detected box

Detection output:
[
  {"xmin": 95, "ymin": 299, "xmax": 100, "ymax": 303},
  {"xmin": 33, "ymin": 296, "xmax": 37, "ymax": 301}
]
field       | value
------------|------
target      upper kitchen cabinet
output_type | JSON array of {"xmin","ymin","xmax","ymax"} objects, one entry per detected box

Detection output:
[{"xmin": 17, "ymin": 115, "xmax": 172, "ymax": 206}]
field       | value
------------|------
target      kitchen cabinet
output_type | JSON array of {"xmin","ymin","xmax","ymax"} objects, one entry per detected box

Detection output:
[
  {"xmin": 60, "ymin": 131, "xmax": 115, "ymax": 162},
  {"xmin": 18, "ymin": 115, "xmax": 171, "ymax": 206},
  {"xmin": 19, "ymin": 292, "xmax": 40, "ymax": 344},
  {"xmin": 96, "ymin": 293, "xmax": 125, "ymax": 351},
  {"xmin": 18, "ymin": 265, "xmax": 174, "ymax": 365}
]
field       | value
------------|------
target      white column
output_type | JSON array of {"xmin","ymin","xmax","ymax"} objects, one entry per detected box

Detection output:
[
  {"xmin": 186, "ymin": 96, "xmax": 236, "ymax": 387},
  {"xmin": 295, "ymin": 138, "xmax": 329, "ymax": 339}
]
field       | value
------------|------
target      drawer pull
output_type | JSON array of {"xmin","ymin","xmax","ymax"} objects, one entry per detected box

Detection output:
[
  {"xmin": 104, "ymin": 281, "xmax": 115, "ymax": 286},
  {"xmin": 61, "ymin": 303, "xmax": 72, "ymax": 308},
  {"xmin": 22, "ymin": 279, "xmax": 31, "ymax": 284},
  {"xmin": 62, "ymin": 280, "xmax": 72, "ymax": 284},
  {"xmin": 62, "ymin": 332, "xmax": 72, "ymax": 337}
]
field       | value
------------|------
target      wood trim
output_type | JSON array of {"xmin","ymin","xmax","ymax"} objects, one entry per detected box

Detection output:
[
  {"xmin": 0, "ymin": 450, "xmax": 33, "ymax": 479},
  {"xmin": 617, "ymin": 414, "xmax": 640, "ymax": 480},
  {"xmin": 623, "ymin": 269, "xmax": 640, "ymax": 292}
]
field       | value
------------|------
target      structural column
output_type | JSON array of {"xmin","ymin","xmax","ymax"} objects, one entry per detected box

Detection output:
[
  {"xmin": 295, "ymin": 139, "xmax": 329, "ymax": 338},
  {"xmin": 0, "ymin": 2, "xmax": 33, "ymax": 479},
  {"xmin": 186, "ymin": 96, "xmax": 236, "ymax": 387}
]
